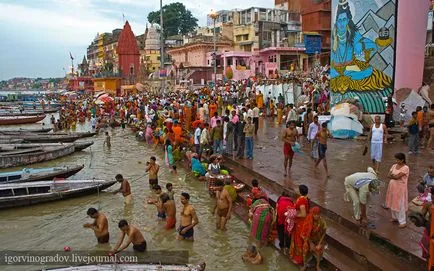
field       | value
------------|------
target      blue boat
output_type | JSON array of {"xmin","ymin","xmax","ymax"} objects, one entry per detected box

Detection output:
[{"xmin": 0, "ymin": 165, "xmax": 84, "ymax": 183}]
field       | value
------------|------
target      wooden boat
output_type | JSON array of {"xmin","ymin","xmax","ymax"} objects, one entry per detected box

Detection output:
[
  {"xmin": 0, "ymin": 164, "xmax": 84, "ymax": 183},
  {"xmin": 0, "ymin": 139, "xmax": 24, "ymax": 144},
  {"xmin": 0, "ymin": 131, "xmax": 96, "ymax": 138},
  {"xmin": 2, "ymin": 127, "xmax": 52, "ymax": 133},
  {"xmin": 0, "ymin": 179, "xmax": 116, "ymax": 209},
  {"xmin": 43, "ymin": 108, "xmax": 59, "ymax": 113},
  {"xmin": 0, "ymin": 134, "xmax": 81, "ymax": 143},
  {"xmin": 74, "ymin": 141, "xmax": 94, "ymax": 151},
  {"xmin": 0, "ymin": 143, "xmax": 76, "ymax": 169},
  {"xmin": 51, "ymin": 131, "xmax": 97, "ymax": 138},
  {"xmin": 0, "ymin": 110, "xmax": 45, "ymax": 116},
  {"xmin": 45, "ymin": 263, "xmax": 206, "ymax": 271},
  {"xmin": 0, "ymin": 114, "xmax": 46, "ymax": 125}
]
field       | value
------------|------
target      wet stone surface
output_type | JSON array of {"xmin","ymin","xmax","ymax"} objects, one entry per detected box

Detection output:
[{"xmin": 227, "ymin": 117, "xmax": 431, "ymax": 259}]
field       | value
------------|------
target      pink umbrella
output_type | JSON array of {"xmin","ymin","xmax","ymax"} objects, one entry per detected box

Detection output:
[{"xmin": 97, "ymin": 94, "xmax": 114, "ymax": 104}]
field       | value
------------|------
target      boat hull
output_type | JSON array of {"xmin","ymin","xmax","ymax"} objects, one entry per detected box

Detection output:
[
  {"xmin": 0, "ymin": 180, "xmax": 116, "ymax": 209},
  {"xmin": 2, "ymin": 128, "xmax": 52, "ymax": 133},
  {"xmin": 0, "ymin": 165, "xmax": 85, "ymax": 183},
  {"xmin": 0, "ymin": 114, "xmax": 46, "ymax": 125},
  {"xmin": 0, "ymin": 135, "xmax": 80, "ymax": 143},
  {"xmin": 0, "ymin": 144, "xmax": 75, "ymax": 169}
]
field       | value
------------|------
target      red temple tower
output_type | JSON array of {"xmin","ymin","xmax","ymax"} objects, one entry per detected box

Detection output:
[{"xmin": 116, "ymin": 21, "xmax": 140, "ymax": 84}]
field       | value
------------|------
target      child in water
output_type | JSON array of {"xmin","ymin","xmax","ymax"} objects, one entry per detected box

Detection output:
[
  {"xmin": 104, "ymin": 132, "xmax": 111, "ymax": 148},
  {"xmin": 149, "ymin": 185, "xmax": 166, "ymax": 219},
  {"xmin": 166, "ymin": 183, "xmax": 174, "ymax": 200},
  {"xmin": 242, "ymin": 245, "xmax": 263, "ymax": 265}
]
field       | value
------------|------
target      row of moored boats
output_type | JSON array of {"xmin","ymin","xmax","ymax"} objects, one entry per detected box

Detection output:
[{"xmin": 0, "ymin": 127, "xmax": 116, "ymax": 210}]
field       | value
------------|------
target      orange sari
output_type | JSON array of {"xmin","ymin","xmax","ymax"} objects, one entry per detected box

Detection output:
[{"xmin": 289, "ymin": 196, "xmax": 309, "ymax": 265}]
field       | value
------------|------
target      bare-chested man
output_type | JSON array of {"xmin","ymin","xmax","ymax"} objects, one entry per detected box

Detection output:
[
  {"xmin": 213, "ymin": 180, "xmax": 232, "ymax": 231},
  {"xmin": 109, "ymin": 220, "xmax": 147, "ymax": 254},
  {"xmin": 146, "ymin": 156, "xmax": 160, "ymax": 188},
  {"xmin": 315, "ymin": 122, "xmax": 331, "ymax": 176},
  {"xmin": 113, "ymin": 174, "xmax": 132, "ymax": 204},
  {"xmin": 178, "ymin": 192, "xmax": 199, "ymax": 241},
  {"xmin": 161, "ymin": 193, "xmax": 176, "ymax": 230},
  {"xmin": 83, "ymin": 207, "xmax": 109, "ymax": 244},
  {"xmin": 281, "ymin": 121, "xmax": 298, "ymax": 176}
]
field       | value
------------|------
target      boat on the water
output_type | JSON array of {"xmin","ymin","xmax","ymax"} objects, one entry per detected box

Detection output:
[
  {"xmin": 0, "ymin": 142, "xmax": 92, "ymax": 169},
  {"xmin": 0, "ymin": 139, "xmax": 24, "ymax": 144},
  {"xmin": 0, "ymin": 131, "xmax": 97, "ymax": 139},
  {"xmin": 43, "ymin": 107, "xmax": 60, "ymax": 113},
  {"xmin": 44, "ymin": 263, "xmax": 206, "ymax": 271},
  {"xmin": 0, "ymin": 110, "xmax": 45, "ymax": 116},
  {"xmin": 0, "ymin": 179, "xmax": 116, "ymax": 209},
  {"xmin": 0, "ymin": 164, "xmax": 84, "ymax": 183},
  {"xmin": 74, "ymin": 141, "xmax": 94, "ymax": 151},
  {"xmin": 0, "ymin": 114, "xmax": 46, "ymax": 125},
  {"xmin": 0, "ymin": 134, "xmax": 81, "ymax": 143},
  {"xmin": 2, "ymin": 127, "xmax": 52, "ymax": 133}
]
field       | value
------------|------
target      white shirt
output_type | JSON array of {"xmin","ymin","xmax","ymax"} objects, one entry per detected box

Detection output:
[
  {"xmin": 200, "ymin": 129, "xmax": 209, "ymax": 144},
  {"xmin": 198, "ymin": 107, "xmax": 205, "ymax": 121},
  {"xmin": 247, "ymin": 109, "xmax": 253, "ymax": 118},
  {"xmin": 252, "ymin": 107, "xmax": 260, "ymax": 118},
  {"xmin": 307, "ymin": 122, "xmax": 320, "ymax": 140},
  {"xmin": 371, "ymin": 124, "xmax": 384, "ymax": 144},
  {"xmin": 194, "ymin": 127, "xmax": 201, "ymax": 145}
]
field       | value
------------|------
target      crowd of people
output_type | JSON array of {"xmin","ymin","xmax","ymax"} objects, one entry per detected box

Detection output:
[{"xmin": 45, "ymin": 69, "xmax": 434, "ymax": 269}]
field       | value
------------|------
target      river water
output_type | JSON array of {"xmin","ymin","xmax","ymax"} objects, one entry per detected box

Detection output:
[{"xmin": 0, "ymin": 115, "xmax": 296, "ymax": 271}]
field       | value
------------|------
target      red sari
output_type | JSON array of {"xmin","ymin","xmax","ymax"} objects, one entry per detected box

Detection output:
[{"xmin": 289, "ymin": 196, "xmax": 309, "ymax": 265}]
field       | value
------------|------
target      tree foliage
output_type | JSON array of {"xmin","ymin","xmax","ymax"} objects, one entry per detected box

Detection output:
[
  {"xmin": 147, "ymin": 2, "xmax": 198, "ymax": 37},
  {"xmin": 226, "ymin": 66, "xmax": 233, "ymax": 80}
]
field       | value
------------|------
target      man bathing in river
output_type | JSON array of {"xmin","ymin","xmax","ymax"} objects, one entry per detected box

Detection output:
[
  {"xmin": 161, "ymin": 193, "xmax": 176, "ymax": 229},
  {"xmin": 145, "ymin": 156, "xmax": 160, "ymax": 188},
  {"xmin": 83, "ymin": 208, "xmax": 109, "ymax": 244},
  {"xmin": 281, "ymin": 121, "xmax": 298, "ymax": 176},
  {"xmin": 113, "ymin": 174, "xmax": 131, "ymax": 205},
  {"xmin": 109, "ymin": 220, "xmax": 147, "ymax": 254},
  {"xmin": 213, "ymin": 180, "xmax": 233, "ymax": 231},
  {"xmin": 178, "ymin": 192, "xmax": 199, "ymax": 241}
]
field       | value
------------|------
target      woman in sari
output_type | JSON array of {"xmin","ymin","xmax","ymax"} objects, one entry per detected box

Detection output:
[
  {"xmin": 301, "ymin": 207, "xmax": 327, "ymax": 271},
  {"xmin": 165, "ymin": 140, "xmax": 174, "ymax": 169},
  {"xmin": 290, "ymin": 185, "xmax": 310, "ymax": 265},
  {"xmin": 249, "ymin": 197, "xmax": 275, "ymax": 246},
  {"xmin": 384, "ymin": 152, "xmax": 409, "ymax": 228}
]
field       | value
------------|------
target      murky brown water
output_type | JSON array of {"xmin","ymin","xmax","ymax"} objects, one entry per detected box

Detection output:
[{"xmin": 0, "ymin": 115, "xmax": 296, "ymax": 271}]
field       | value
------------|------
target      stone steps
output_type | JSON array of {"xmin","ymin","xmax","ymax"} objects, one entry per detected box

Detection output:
[
  {"xmin": 233, "ymin": 189, "xmax": 365, "ymax": 270},
  {"xmin": 226, "ymin": 157, "xmax": 425, "ymax": 271}
]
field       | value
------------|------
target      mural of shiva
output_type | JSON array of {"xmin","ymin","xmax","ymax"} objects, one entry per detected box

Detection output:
[{"xmin": 330, "ymin": 0, "xmax": 395, "ymax": 113}]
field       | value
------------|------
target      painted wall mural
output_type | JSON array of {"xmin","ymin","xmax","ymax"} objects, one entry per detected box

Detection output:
[{"xmin": 330, "ymin": 0, "xmax": 397, "ymax": 113}]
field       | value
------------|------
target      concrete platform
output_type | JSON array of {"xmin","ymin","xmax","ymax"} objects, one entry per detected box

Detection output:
[{"xmin": 223, "ymin": 118, "xmax": 430, "ymax": 270}]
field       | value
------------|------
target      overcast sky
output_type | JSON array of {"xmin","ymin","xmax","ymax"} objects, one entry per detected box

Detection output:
[{"xmin": 0, "ymin": 0, "xmax": 273, "ymax": 80}]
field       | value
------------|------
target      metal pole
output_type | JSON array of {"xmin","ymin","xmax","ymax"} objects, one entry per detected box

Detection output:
[
  {"xmin": 213, "ymin": 18, "xmax": 217, "ymax": 89},
  {"xmin": 160, "ymin": 0, "xmax": 165, "ymax": 94}
]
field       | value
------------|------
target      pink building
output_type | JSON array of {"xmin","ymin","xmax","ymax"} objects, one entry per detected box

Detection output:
[
  {"xmin": 208, "ymin": 47, "xmax": 307, "ymax": 80},
  {"xmin": 167, "ymin": 41, "xmax": 232, "ymax": 67}
]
